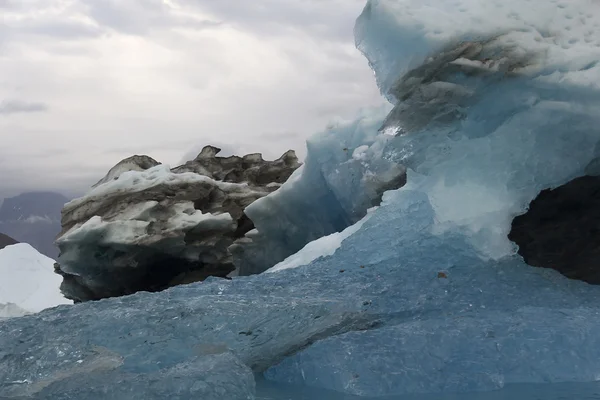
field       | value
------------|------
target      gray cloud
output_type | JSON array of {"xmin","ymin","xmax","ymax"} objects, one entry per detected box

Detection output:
[
  {"xmin": 1, "ymin": 1, "xmax": 101, "ymax": 41},
  {"xmin": 77, "ymin": 0, "xmax": 222, "ymax": 35},
  {"xmin": 0, "ymin": 0, "xmax": 382, "ymax": 199},
  {"xmin": 0, "ymin": 100, "xmax": 48, "ymax": 115},
  {"xmin": 0, "ymin": 0, "xmax": 19, "ymax": 9},
  {"xmin": 257, "ymin": 131, "xmax": 301, "ymax": 141},
  {"xmin": 187, "ymin": 0, "xmax": 365, "ymax": 42},
  {"xmin": 20, "ymin": 19, "xmax": 104, "ymax": 39}
]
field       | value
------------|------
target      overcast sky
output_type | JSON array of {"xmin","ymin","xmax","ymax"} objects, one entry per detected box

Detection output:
[{"xmin": 0, "ymin": 0, "xmax": 383, "ymax": 199}]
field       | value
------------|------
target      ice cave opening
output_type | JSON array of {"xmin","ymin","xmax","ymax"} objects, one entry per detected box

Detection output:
[{"xmin": 509, "ymin": 175, "xmax": 600, "ymax": 284}]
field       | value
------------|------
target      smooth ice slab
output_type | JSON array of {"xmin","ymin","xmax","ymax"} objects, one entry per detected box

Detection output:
[
  {"xmin": 5, "ymin": 190, "xmax": 600, "ymax": 397},
  {"xmin": 0, "ymin": 277, "xmax": 374, "ymax": 398},
  {"xmin": 256, "ymin": 380, "xmax": 600, "ymax": 400},
  {"xmin": 8, "ymin": 353, "xmax": 255, "ymax": 400}
]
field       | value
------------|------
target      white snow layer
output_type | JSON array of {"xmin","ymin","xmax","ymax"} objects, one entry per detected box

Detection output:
[
  {"xmin": 65, "ymin": 164, "xmax": 244, "ymax": 210},
  {"xmin": 58, "ymin": 201, "xmax": 234, "ymax": 248},
  {"xmin": 0, "ymin": 244, "xmax": 71, "ymax": 317},
  {"xmin": 356, "ymin": 0, "xmax": 600, "ymax": 97}
]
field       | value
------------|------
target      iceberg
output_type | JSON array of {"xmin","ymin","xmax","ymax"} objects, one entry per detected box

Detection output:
[
  {"xmin": 54, "ymin": 146, "xmax": 301, "ymax": 301},
  {"xmin": 0, "ymin": 243, "xmax": 71, "ymax": 319},
  {"xmin": 231, "ymin": 107, "xmax": 406, "ymax": 275},
  {"xmin": 3, "ymin": 0, "xmax": 600, "ymax": 398}
]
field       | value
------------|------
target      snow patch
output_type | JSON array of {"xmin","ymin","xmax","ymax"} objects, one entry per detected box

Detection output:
[
  {"xmin": 65, "ymin": 164, "xmax": 246, "ymax": 210},
  {"xmin": 0, "ymin": 244, "xmax": 71, "ymax": 316}
]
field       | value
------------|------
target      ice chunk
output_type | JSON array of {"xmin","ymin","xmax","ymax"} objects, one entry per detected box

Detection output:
[
  {"xmin": 92, "ymin": 155, "xmax": 160, "ymax": 188},
  {"xmin": 355, "ymin": 0, "xmax": 600, "ymax": 99},
  {"xmin": 348, "ymin": 0, "xmax": 600, "ymax": 260},
  {"xmin": 260, "ymin": 0, "xmax": 600, "ymax": 394},
  {"xmin": 0, "ymin": 243, "xmax": 71, "ymax": 316},
  {"xmin": 5, "ymin": 0, "xmax": 600, "ymax": 398},
  {"xmin": 232, "ymin": 107, "xmax": 406, "ymax": 275},
  {"xmin": 6, "ymin": 188, "xmax": 600, "ymax": 397},
  {"xmin": 55, "ymin": 148, "xmax": 300, "ymax": 301}
]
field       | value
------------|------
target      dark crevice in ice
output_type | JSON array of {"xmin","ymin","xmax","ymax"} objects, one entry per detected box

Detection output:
[{"xmin": 509, "ymin": 175, "xmax": 600, "ymax": 284}]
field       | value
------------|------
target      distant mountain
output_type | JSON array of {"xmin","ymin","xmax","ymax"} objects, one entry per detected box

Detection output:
[
  {"xmin": 0, "ymin": 233, "xmax": 18, "ymax": 250},
  {"xmin": 0, "ymin": 192, "xmax": 69, "ymax": 259}
]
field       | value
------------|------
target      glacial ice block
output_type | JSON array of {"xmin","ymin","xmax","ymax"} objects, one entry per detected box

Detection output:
[
  {"xmin": 355, "ymin": 0, "xmax": 600, "ymax": 100},
  {"xmin": 0, "ymin": 243, "xmax": 71, "ymax": 317},
  {"xmin": 263, "ymin": 191, "xmax": 600, "ymax": 395},
  {"xmin": 232, "ymin": 106, "xmax": 406, "ymax": 275},
  {"xmin": 54, "ymin": 147, "xmax": 301, "ymax": 301},
  {"xmin": 261, "ymin": 0, "xmax": 600, "ymax": 395},
  {"xmin": 5, "ymin": 0, "xmax": 600, "ymax": 398}
]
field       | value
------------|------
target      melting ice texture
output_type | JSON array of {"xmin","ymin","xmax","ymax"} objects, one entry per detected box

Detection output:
[{"xmin": 4, "ymin": 0, "xmax": 600, "ymax": 398}]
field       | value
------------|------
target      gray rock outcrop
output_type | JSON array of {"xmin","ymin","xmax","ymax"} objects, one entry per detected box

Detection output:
[
  {"xmin": 54, "ymin": 146, "xmax": 301, "ymax": 302},
  {"xmin": 92, "ymin": 155, "xmax": 161, "ymax": 188}
]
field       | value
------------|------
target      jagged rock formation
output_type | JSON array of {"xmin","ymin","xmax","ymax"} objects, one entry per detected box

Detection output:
[
  {"xmin": 93, "ymin": 155, "xmax": 161, "ymax": 188},
  {"xmin": 229, "ymin": 132, "xmax": 407, "ymax": 277},
  {"xmin": 509, "ymin": 175, "xmax": 600, "ymax": 284},
  {"xmin": 54, "ymin": 146, "xmax": 301, "ymax": 302},
  {"xmin": 0, "ymin": 233, "xmax": 18, "ymax": 250},
  {"xmin": 173, "ymin": 145, "xmax": 299, "ymax": 185}
]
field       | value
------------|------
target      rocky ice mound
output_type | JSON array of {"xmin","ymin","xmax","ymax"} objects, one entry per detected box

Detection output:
[
  {"xmin": 3, "ymin": 0, "xmax": 600, "ymax": 398},
  {"xmin": 55, "ymin": 146, "xmax": 301, "ymax": 302},
  {"xmin": 350, "ymin": 0, "xmax": 600, "ymax": 262},
  {"xmin": 0, "ymin": 243, "xmax": 71, "ymax": 319}
]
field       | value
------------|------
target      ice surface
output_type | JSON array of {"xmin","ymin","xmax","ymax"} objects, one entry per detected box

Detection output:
[
  {"xmin": 92, "ymin": 155, "xmax": 160, "ymax": 188},
  {"xmin": 256, "ymin": 379, "xmax": 600, "ymax": 400},
  {"xmin": 254, "ymin": 0, "xmax": 600, "ymax": 395},
  {"xmin": 64, "ymin": 164, "xmax": 245, "ymax": 211},
  {"xmin": 267, "ymin": 207, "xmax": 377, "ymax": 273},
  {"xmin": 233, "ymin": 107, "xmax": 406, "ymax": 275},
  {"xmin": 56, "ymin": 148, "xmax": 300, "ymax": 300},
  {"xmin": 0, "ymin": 280, "xmax": 373, "ymax": 398},
  {"xmin": 9, "ymin": 352, "xmax": 255, "ymax": 400},
  {"xmin": 6, "ymin": 191, "xmax": 600, "ymax": 397},
  {"xmin": 4, "ymin": 0, "xmax": 600, "ymax": 398},
  {"xmin": 355, "ymin": 0, "xmax": 600, "ymax": 99},
  {"xmin": 0, "ymin": 243, "xmax": 71, "ymax": 317}
]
